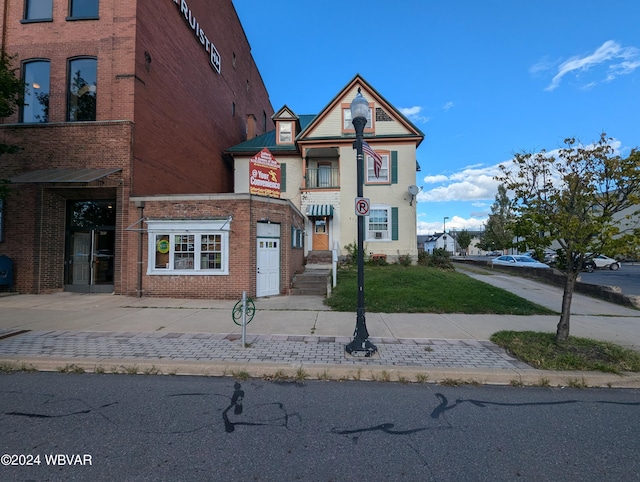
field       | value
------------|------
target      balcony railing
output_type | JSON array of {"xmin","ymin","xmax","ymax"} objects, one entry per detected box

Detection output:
[{"xmin": 305, "ymin": 167, "xmax": 339, "ymax": 189}]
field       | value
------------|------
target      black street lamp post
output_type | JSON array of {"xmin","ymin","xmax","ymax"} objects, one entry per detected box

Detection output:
[{"xmin": 345, "ymin": 88, "xmax": 377, "ymax": 357}]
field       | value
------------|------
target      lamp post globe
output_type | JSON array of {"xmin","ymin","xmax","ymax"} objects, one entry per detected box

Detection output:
[{"xmin": 345, "ymin": 88, "xmax": 377, "ymax": 357}]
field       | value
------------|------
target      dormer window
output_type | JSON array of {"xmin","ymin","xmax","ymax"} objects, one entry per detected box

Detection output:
[{"xmin": 278, "ymin": 121, "xmax": 293, "ymax": 144}]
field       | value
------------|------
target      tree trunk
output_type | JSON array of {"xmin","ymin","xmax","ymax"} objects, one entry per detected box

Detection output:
[{"xmin": 556, "ymin": 272, "xmax": 578, "ymax": 342}]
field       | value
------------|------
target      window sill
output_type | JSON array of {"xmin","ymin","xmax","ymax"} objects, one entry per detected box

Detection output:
[
  {"xmin": 66, "ymin": 16, "xmax": 100, "ymax": 21},
  {"xmin": 147, "ymin": 270, "xmax": 228, "ymax": 276},
  {"xmin": 21, "ymin": 18, "xmax": 53, "ymax": 24}
]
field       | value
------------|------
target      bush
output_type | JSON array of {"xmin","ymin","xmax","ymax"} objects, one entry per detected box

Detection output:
[
  {"xmin": 396, "ymin": 253, "xmax": 412, "ymax": 266},
  {"xmin": 343, "ymin": 241, "xmax": 369, "ymax": 266},
  {"xmin": 418, "ymin": 248, "xmax": 454, "ymax": 270},
  {"xmin": 417, "ymin": 251, "xmax": 430, "ymax": 266}
]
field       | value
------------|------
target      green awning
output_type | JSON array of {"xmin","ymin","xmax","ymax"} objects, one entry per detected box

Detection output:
[{"xmin": 306, "ymin": 204, "xmax": 334, "ymax": 217}]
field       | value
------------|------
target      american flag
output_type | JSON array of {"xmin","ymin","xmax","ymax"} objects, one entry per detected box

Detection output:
[{"xmin": 362, "ymin": 141, "xmax": 383, "ymax": 178}]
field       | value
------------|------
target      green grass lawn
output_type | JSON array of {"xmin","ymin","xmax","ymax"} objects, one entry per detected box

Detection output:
[
  {"xmin": 491, "ymin": 331, "xmax": 640, "ymax": 373},
  {"xmin": 326, "ymin": 265, "xmax": 555, "ymax": 315}
]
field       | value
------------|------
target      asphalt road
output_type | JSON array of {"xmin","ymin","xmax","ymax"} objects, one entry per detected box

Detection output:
[
  {"xmin": 578, "ymin": 262, "xmax": 640, "ymax": 296},
  {"xmin": 2, "ymin": 372, "xmax": 639, "ymax": 481}
]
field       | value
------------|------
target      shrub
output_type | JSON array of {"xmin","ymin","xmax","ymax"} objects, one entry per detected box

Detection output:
[
  {"xmin": 417, "ymin": 251, "xmax": 430, "ymax": 266},
  {"xmin": 430, "ymin": 248, "xmax": 454, "ymax": 270},
  {"xmin": 396, "ymin": 253, "xmax": 412, "ymax": 266}
]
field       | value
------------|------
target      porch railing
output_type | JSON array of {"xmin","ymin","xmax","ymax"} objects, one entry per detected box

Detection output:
[{"xmin": 305, "ymin": 167, "xmax": 339, "ymax": 189}]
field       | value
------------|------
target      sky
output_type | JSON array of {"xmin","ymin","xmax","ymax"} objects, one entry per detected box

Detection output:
[{"xmin": 233, "ymin": 0, "xmax": 640, "ymax": 235}]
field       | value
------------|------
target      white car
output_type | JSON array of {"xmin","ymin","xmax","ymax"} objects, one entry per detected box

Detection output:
[
  {"xmin": 584, "ymin": 255, "xmax": 620, "ymax": 272},
  {"xmin": 492, "ymin": 255, "xmax": 550, "ymax": 268}
]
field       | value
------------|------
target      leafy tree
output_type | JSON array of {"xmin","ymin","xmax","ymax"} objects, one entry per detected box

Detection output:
[
  {"xmin": 477, "ymin": 184, "xmax": 514, "ymax": 253},
  {"xmin": 0, "ymin": 53, "xmax": 23, "ymax": 119},
  {"xmin": 0, "ymin": 53, "xmax": 25, "ymax": 199},
  {"xmin": 497, "ymin": 134, "xmax": 640, "ymax": 342},
  {"xmin": 456, "ymin": 229, "xmax": 472, "ymax": 255}
]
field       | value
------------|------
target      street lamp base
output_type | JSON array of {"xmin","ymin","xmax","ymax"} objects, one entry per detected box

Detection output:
[{"xmin": 345, "ymin": 339, "xmax": 378, "ymax": 357}]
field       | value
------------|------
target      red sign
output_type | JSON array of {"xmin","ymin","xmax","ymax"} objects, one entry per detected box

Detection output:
[{"xmin": 249, "ymin": 148, "xmax": 281, "ymax": 198}]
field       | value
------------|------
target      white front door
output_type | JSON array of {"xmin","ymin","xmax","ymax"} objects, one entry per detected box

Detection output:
[{"xmin": 256, "ymin": 238, "xmax": 280, "ymax": 297}]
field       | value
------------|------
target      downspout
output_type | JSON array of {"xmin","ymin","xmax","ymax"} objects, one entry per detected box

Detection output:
[
  {"xmin": 136, "ymin": 201, "xmax": 144, "ymax": 297},
  {"xmin": 1, "ymin": 0, "xmax": 8, "ymax": 56},
  {"xmin": 37, "ymin": 185, "xmax": 44, "ymax": 293}
]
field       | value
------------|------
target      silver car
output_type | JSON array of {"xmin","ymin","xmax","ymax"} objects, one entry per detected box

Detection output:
[{"xmin": 492, "ymin": 255, "xmax": 550, "ymax": 268}]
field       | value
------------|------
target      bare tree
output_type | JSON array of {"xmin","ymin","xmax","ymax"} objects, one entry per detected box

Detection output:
[{"xmin": 497, "ymin": 134, "xmax": 640, "ymax": 342}]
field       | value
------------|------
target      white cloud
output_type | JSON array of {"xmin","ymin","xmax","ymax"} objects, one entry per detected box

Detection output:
[
  {"xmin": 443, "ymin": 101, "xmax": 454, "ymax": 111},
  {"xmin": 543, "ymin": 40, "xmax": 640, "ymax": 91},
  {"xmin": 399, "ymin": 105, "xmax": 430, "ymax": 123},
  {"xmin": 422, "ymin": 174, "xmax": 449, "ymax": 184},
  {"xmin": 419, "ymin": 164, "xmax": 503, "ymax": 202},
  {"xmin": 417, "ymin": 216, "xmax": 487, "ymax": 236}
]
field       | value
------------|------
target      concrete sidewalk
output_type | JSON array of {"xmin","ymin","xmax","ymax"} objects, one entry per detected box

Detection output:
[{"xmin": 0, "ymin": 272, "xmax": 639, "ymax": 387}]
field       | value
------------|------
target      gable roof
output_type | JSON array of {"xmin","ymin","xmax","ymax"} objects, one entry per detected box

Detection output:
[
  {"xmin": 297, "ymin": 74, "xmax": 425, "ymax": 144},
  {"xmin": 225, "ymin": 114, "xmax": 316, "ymax": 155},
  {"xmin": 226, "ymin": 74, "xmax": 424, "ymax": 155}
]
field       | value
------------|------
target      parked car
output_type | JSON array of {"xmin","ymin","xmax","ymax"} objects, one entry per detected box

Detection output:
[
  {"xmin": 522, "ymin": 250, "xmax": 558, "ymax": 264},
  {"xmin": 583, "ymin": 254, "xmax": 621, "ymax": 272},
  {"xmin": 492, "ymin": 255, "xmax": 550, "ymax": 268}
]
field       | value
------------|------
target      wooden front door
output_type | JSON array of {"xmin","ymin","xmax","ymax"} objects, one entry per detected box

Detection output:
[{"xmin": 312, "ymin": 218, "xmax": 329, "ymax": 250}]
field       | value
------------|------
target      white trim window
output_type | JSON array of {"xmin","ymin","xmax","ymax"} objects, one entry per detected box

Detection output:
[
  {"xmin": 147, "ymin": 220, "xmax": 230, "ymax": 275},
  {"xmin": 366, "ymin": 153, "xmax": 389, "ymax": 183},
  {"xmin": 278, "ymin": 121, "xmax": 293, "ymax": 143},
  {"xmin": 366, "ymin": 205, "xmax": 390, "ymax": 241},
  {"xmin": 343, "ymin": 108, "xmax": 372, "ymax": 130}
]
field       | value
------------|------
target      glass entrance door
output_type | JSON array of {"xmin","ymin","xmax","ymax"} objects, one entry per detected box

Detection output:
[
  {"xmin": 65, "ymin": 200, "xmax": 116, "ymax": 293},
  {"xmin": 71, "ymin": 232, "xmax": 92, "ymax": 285}
]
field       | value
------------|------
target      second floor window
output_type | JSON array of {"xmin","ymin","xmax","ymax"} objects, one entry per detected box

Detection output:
[
  {"xmin": 24, "ymin": 0, "xmax": 53, "ymax": 20},
  {"xmin": 279, "ymin": 121, "xmax": 292, "ymax": 143},
  {"xmin": 367, "ymin": 152, "xmax": 389, "ymax": 183},
  {"xmin": 69, "ymin": 0, "xmax": 99, "ymax": 18},
  {"xmin": 22, "ymin": 60, "xmax": 50, "ymax": 123},
  {"xmin": 68, "ymin": 58, "xmax": 97, "ymax": 121}
]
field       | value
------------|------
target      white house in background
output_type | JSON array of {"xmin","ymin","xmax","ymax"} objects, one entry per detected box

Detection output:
[
  {"xmin": 422, "ymin": 233, "xmax": 456, "ymax": 254},
  {"xmin": 228, "ymin": 75, "xmax": 425, "ymax": 263}
]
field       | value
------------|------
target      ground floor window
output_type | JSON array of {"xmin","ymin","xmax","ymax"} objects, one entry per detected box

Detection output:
[
  {"xmin": 366, "ymin": 205, "xmax": 398, "ymax": 241},
  {"xmin": 147, "ymin": 220, "xmax": 229, "ymax": 275}
]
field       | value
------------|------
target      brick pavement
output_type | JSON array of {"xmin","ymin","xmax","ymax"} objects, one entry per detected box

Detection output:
[{"xmin": 0, "ymin": 329, "xmax": 530, "ymax": 369}]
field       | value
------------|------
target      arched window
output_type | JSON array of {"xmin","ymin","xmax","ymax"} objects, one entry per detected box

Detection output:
[
  {"xmin": 67, "ymin": 57, "xmax": 97, "ymax": 121},
  {"xmin": 21, "ymin": 60, "xmax": 50, "ymax": 123}
]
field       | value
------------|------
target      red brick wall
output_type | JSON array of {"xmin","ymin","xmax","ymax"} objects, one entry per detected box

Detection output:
[
  {"xmin": 1, "ymin": 1, "xmax": 137, "ymax": 123},
  {"xmin": 123, "ymin": 196, "xmax": 305, "ymax": 299},
  {"xmin": 0, "ymin": 122, "xmax": 132, "ymax": 293},
  {"xmin": 131, "ymin": 0, "xmax": 274, "ymax": 196}
]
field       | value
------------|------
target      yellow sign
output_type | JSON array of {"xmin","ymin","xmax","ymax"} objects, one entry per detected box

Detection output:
[{"xmin": 157, "ymin": 239, "xmax": 169, "ymax": 254}]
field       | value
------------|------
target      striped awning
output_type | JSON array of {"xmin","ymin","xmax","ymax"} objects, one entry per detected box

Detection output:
[{"xmin": 306, "ymin": 204, "xmax": 334, "ymax": 217}]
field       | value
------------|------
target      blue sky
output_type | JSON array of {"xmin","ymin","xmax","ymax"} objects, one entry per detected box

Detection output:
[{"xmin": 233, "ymin": 0, "xmax": 640, "ymax": 235}]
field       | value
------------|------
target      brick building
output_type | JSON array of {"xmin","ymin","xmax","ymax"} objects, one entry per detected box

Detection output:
[{"xmin": 0, "ymin": 0, "xmax": 305, "ymax": 298}]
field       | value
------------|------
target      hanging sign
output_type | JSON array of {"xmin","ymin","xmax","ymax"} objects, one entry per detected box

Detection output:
[{"xmin": 250, "ymin": 148, "xmax": 281, "ymax": 198}]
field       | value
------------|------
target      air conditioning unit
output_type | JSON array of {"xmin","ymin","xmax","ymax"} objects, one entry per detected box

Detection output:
[{"xmin": 374, "ymin": 232, "xmax": 383, "ymax": 240}]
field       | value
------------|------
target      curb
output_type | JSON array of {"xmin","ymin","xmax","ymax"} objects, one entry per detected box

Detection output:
[{"xmin": 2, "ymin": 356, "xmax": 639, "ymax": 389}]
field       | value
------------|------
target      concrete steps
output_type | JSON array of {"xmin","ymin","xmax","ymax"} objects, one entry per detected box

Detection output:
[{"xmin": 291, "ymin": 264, "xmax": 331, "ymax": 296}]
